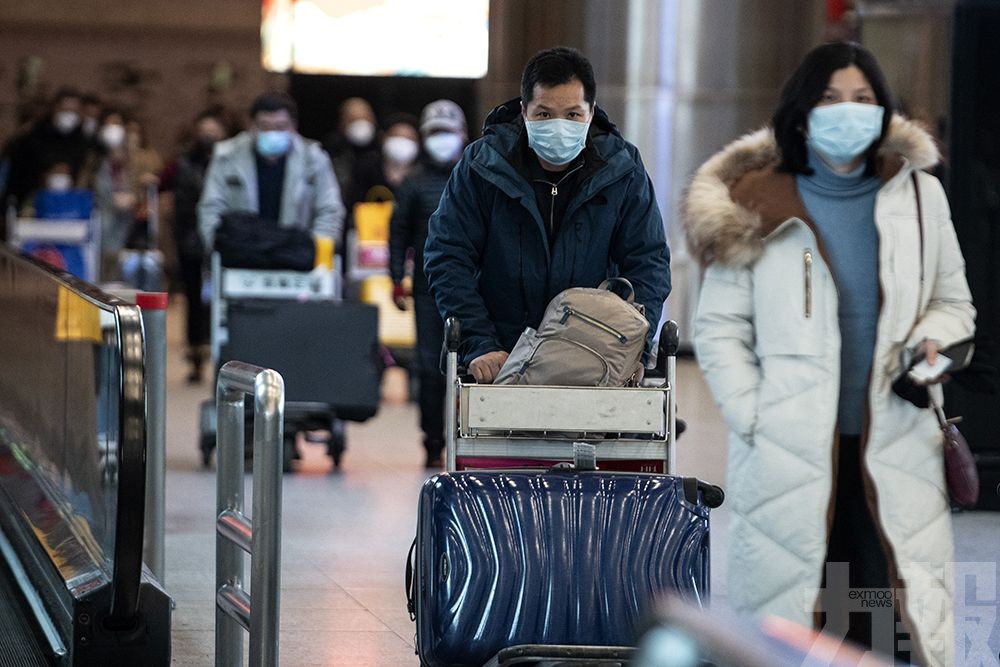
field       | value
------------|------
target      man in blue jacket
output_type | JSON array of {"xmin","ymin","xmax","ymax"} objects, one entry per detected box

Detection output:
[{"xmin": 424, "ymin": 47, "xmax": 671, "ymax": 383}]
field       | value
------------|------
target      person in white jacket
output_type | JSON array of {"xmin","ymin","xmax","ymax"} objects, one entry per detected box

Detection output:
[
  {"xmin": 682, "ymin": 42, "xmax": 974, "ymax": 666},
  {"xmin": 198, "ymin": 92, "xmax": 344, "ymax": 251}
]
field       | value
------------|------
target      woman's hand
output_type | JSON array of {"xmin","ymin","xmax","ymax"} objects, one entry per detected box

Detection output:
[{"xmin": 912, "ymin": 338, "xmax": 949, "ymax": 385}]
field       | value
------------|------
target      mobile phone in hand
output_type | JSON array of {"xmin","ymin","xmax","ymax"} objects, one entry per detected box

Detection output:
[
  {"xmin": 908, "ymin": 357, "xmax": 952, "ymax": 383},
  {"xmin": 906, "ymin": 337, "xmax": 974, "ymax": 384}
]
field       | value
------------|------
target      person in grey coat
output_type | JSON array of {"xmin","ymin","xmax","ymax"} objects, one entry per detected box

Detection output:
[{"xmin": 199, "ymin": 92, "xmax": 344, "ymax": 251}]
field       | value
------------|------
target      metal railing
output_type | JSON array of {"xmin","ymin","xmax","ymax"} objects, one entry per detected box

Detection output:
[{"xmin": 215, "ymin": 361, "xmax": 285, "ymax": 667}]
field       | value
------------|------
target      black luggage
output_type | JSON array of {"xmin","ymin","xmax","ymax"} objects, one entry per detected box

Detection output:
[
  {"xmin": 222, "ymin": 299, "xmax": 380, "ymax": 420},
  {"xmin": 199, "ymin": 299, "xmax": 379, "ymax": 469}
]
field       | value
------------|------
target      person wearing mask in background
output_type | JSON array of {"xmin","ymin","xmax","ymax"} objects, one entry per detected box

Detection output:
[
  {"xmin": 160, "ymin": 109, "xmax": 230, "ymax": 383},
  {"xmin": 353, "ymin": 113, "xmax": 421, "ymax": 203},
  {"xmin": 80, "ymin": 93, "xmax": 103, "ymax": 143},
  {"xmin": 198, "ymin": 91, "xmax": 344, "ymax": 255},
  {"xmin": 682, "ymin": 42, "xmax": 974, "ymax": 666},
  {"xmin": 2, "ymin": 87, "xmax": 91, "ymax": 211},
  {"xmin": 322, "ymin": 96, "xmax": 380, "ymax": 210},
  {"xmin": 389, "ymin": 100, "xmax": 467, "ymax": 467},
  {"xmin": 424, "ymin": 47, "xmax": 670, "ymax": 383},
  {"xmin": 80, "ymin": 108, "xmax": 160, "ymax": 281},
  {"xmin": 13, "ymin": 160, "xmax": 75, "ymax": 217}
]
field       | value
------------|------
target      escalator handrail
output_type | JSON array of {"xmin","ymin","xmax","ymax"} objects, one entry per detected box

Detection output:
[
  {"xmin": 3, "ymin": 249, "xmax": 147, "ymax": 627},
  {"xmin": 106, "ymin": 303, "xmax": 145, "ymax": 626}
]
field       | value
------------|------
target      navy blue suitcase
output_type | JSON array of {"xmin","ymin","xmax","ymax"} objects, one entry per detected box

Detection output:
[{"xmin": 408, "ymin": 470, "xmax": 714, "ymax": 667}]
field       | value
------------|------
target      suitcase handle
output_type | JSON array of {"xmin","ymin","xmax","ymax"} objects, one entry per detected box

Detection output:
[
  {"xmin": 682, "ymin": 478, "xmax": 725, "ymax": 508},
  {"xmin": 405, "ymin": 537, "xmax": 417, "ymax": 621}
]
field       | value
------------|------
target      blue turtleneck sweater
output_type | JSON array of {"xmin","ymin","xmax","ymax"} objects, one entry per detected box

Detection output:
[{"xmin": 796, "ymin": 149, "xmax": 881, "ymax": 435}]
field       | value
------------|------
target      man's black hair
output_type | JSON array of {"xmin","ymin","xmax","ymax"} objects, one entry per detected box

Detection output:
[
  {"xmin": 520, "ymin": 47, "xmax": 596, "ymax": 106},
  {"xmin": 250, "ymin": 91, "xmax": 298, "ymax": 121},
  {"xmin": 773, "ymin": 42, "xmax": 894, "ymax": 176}
]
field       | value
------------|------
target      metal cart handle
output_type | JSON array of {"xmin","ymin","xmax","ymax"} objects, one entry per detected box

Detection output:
[
  {"xmin": 444, "ymin": 317, "xmax": 461, "ymax": 471},
  {"xmin": 659, "ymin": 320, "xmax": 679, "ymax": 475}
]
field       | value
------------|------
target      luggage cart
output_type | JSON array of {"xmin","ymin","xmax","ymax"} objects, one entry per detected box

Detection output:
[
  {"xmin": 411, "ymin": 317, "xmax": 724, "ymax": 667},
  {"xmin": 6, "ymin": 191, "xmax": 101, "ymax": 282},
  {"xmin": 199, "ymin": 252, "xmax": 367, "ymax": 471},
  {"xmin": 443, "ymin": 317, "xmax": 683, "ymax": 475}
]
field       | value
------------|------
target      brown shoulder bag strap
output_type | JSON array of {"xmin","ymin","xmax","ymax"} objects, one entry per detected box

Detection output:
[{"xmin": 912, "ymin": 171, "xmax": 925, "ymax": 291}]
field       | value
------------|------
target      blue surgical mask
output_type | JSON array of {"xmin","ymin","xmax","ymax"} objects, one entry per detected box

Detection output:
[
  {"xmin": 807, "ymin": 102, "xmax": 885, "ymax": 166},
  {"xmin": 525, "ymin": 118, "xmax": 590, "ymax": 166},
  {"xmin": 256, "ymin": 130, "xmax": 291, "ymax": 157}
]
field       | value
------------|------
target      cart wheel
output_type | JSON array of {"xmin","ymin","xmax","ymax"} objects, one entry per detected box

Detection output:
[
  {"xmin": 199, "ymin": 433, "xmax": 215, "ymax": 468},
  {"xmin": 282, "ymin": 433, "xmax": 297, "ymax": 473},
  {"xmin": 329, "ymin": 419, "xmax": 346, "ymax": 468}
]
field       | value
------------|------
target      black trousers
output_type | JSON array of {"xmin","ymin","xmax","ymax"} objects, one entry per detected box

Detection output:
[
  {"xmin": 178, "ymin": 252, "xmax": 208, "ymax": 349},
  {"xmin": 822, "ymin": 435, "xmax": 914, "ymax": 664},
  {"xmin": 413, "ymin": 291, "xmax": 445, "ymax": 453}
]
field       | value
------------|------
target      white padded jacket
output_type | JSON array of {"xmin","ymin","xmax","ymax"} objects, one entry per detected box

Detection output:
[{"xmin": 683, "ymin": 116, "xmax": 975, "ymax": 667}]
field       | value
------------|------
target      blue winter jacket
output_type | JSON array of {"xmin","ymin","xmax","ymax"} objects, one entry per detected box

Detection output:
[{"xmin": 424, "ymin": 99, "xmax": 671, "ymax": 365}]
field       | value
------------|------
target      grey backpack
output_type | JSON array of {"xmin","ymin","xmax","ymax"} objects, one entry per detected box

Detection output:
[{"xmin": 494, "ymin": 278, "xmax": 650, "ymax": 387}]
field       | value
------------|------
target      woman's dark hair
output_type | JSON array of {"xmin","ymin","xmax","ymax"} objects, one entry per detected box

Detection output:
[
  {"xmin": 381, "ymin": 112, "xmax": 420, "ymax": 134},
  {"xmin": 521, "ymin": 47, "xmax": 596, "ymax": 106},
  {"xmin": 773, "ymin": 42, "xmax": 894, "ymax": 176},
  {"xmin": 250, "ymin": 91, "xmax": 298, "ymax": 122}
]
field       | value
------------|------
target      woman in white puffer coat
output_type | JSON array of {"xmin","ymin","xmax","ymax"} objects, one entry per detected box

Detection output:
[{"xmin": 683, "ymin": 42, "xmax": 974, "ymax": 666}]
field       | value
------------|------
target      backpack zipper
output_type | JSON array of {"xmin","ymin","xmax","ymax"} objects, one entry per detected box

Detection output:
[
  {"xmin": 559, "ymin": 307, "xmax": 628, "ymax": 343},
  {"xmin": 803, "ymin": 249, "xmax": 813, "ymax": 319},
  {"xmin": 520, "ymin": 335, "xmax": 611, "ymax": 385}
]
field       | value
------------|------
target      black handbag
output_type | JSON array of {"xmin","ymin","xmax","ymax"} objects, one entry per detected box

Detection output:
[{"xmin": 213, "ymin": 211, "xmax": 315, "ymax": 271}]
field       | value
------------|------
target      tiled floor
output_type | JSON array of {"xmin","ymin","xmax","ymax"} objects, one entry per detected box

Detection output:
[{"xmin": 160, "ymin": 301, "xmax": 1000, "ymax": 666}]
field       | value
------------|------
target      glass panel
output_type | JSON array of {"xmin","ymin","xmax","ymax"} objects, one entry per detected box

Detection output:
[{"xmin": 0, "ymin": 251, "xmax": 126, "ymax": 596}]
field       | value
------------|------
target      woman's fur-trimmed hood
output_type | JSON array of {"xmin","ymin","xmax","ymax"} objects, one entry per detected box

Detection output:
[{"xmin": 681, "ymin": 115, "xmax": 940, "ymax": 268}]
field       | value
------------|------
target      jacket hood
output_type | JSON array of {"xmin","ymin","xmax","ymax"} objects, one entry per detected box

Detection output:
[{"xmin": 681, "ymin": 115, "xmax": 940, "ymax": 268}]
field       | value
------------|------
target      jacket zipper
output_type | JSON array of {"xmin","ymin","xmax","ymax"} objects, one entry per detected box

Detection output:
[
  {"xmin": 559, "ymin": 307, "xmax": 628, "ymax": 343},
  {"xmin": 803, "ymin": 249, "xmax": 813, "ymax": 318},
  {"xmin": 533, "ymin": 163, "xmax": 585, "ymax": 240}
]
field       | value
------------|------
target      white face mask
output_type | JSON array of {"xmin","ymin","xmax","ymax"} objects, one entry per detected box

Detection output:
[
  {"xmin": 383, "ymin": 136, "xmax": 419, "ymax": 164},
  {"xmin": 46, "ymin": 173, "xmax": 73, "ymax": 192},
  {"xmin": 345, "ymin": 119, "xmax": 376, "ymax": 147},
  {"xmin": 423, "ymin": 132, "xmax": 464, "ymax": 164},
  {"xmin": 100, "ymin": 124, "xmax": 126, "ymax": 150},
  {"xmin": 53, "ymin": 111, "xmax": 80, "ymax": 135}
]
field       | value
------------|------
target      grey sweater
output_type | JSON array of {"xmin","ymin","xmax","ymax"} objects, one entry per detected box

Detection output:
[{"xmin": 796, "ymin": 149, "xmax": 881, "ymax": 435}]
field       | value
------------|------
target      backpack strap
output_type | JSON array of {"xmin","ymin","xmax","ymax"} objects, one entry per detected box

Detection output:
[
  {"xmin": 598, "ymin": 277, "xmax": 636, "ymax": 303},
  {"xmin": 912, "ymin": 171, "xmax": 925, "ymax": 294}
]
